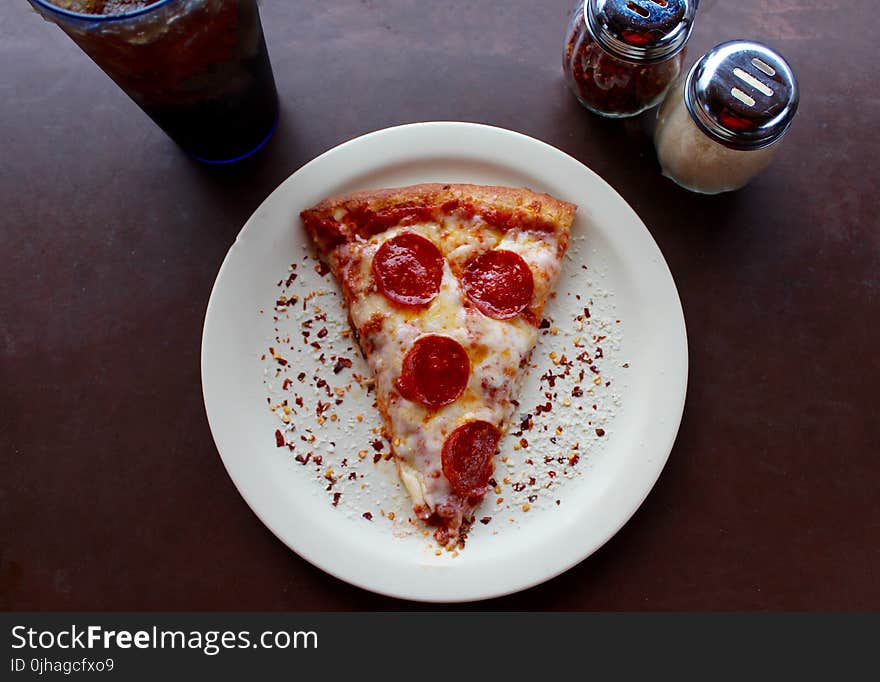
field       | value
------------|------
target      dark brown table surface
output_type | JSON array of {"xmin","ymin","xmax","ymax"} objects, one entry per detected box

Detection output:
[{"xmin": 2, "ymin": 0, "xmax": 877, "ymax": 611}]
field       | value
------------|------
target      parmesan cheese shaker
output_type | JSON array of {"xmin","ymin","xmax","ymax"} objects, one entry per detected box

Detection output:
[{"xmin": 654, "ymin": 40, "xmax": 799, "ymax": 194}]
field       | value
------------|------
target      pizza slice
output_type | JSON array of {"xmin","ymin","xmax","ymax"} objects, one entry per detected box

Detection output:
[{"xmin": 301, "ymin": 183, "xmax": 576, "ymax": 547}]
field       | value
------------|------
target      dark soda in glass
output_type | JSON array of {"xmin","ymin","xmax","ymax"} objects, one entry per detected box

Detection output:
[{"xmin": 30, "ymin": 0, "xmax": 279, "ymax": 163}]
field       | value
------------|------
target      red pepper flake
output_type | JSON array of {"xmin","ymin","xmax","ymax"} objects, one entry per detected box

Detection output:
[
  {"xmin": 285, "ymin": 272, "xmax": 298, "ymax": 286},
  {"xmin": 520, "ymin": 414, "xmax": 533, "ymax": 431},
  {"xmin": 316, "ymin": 261, "xmax": 331, "ymax": 277},
  {"xmin": 569, "ymin": 455, "xmax": 580, "ymax": 466},
  {"xmin": 274, "ymin": 430, "xmax": 285, "ymax": 447},
  {"xmin": 583, "ymin": 307, "xmax": 591, "ymax": 319},
  {"xmin": 362, "ymin": 512, "xmax": 373, "ymax": 521},
  {"xmin": 480, "ymin": 516, "xmax": 492, "ymax": 525},
  {"xmin": 268, "ymin": 347, "xmax": 288, "ymax": 366},
  {"xmin": 348, "ymin": 472, "xmax": 357, "ymax": 480},
  {"xmin": 548, "ymin": 470, "xmax": 557, "ymax": 478},
  {"xmin": 295, "ymin": 396, "xmax": 304, "ymax": 408},
  {"xmin": 572, "ymin": 386, "xmax": 583, "ymax": 397},
  {"xmin": 282, "ymin": 378, "xmax": 293, "ymax": 390},
  {"xmin": 595, "ymin": 347, "xmax": 604, "ymax": 359},
  {"xmin": 434, "ymin": 527, "xmax": 454, "ymax": 548},
  {"xmin": 316, "ymin": 378, "xmax": 327, "ymax": 389},
  {"xmin": 622, "ymin": 363, "xmax": 630, "ymax": 368},
  {"xmin": 512, "ymin": 482, "xmax": 527, "ymax": 493},
  {"xmin": 333, "ymin": 357, "xmax": 352, "ymax": 374},
  {"xmin": 528, "ymin": 476, "xmax": 536, "ymax": 486},
  {"xmin": 332, "ymin": 492, "xmax": 341, "ymax": 507},
  {"xmin": 528, "ymin": 494, "xmax": 538, "ymax": 503},
  {"xmin": 595, "ymin": 428, "xmax": 605, "ymax": 437},
  {"xmin": 371, "ymin": 439, "xmax": 384, "ymax": 451},
  {"xmin": 313, "ymin": 455, "xmax": 323, "ymax": 466},
  {"xmin": 297, "ymin": 372, "xmax": 306, "ymax": 382},
  {"xmin": 519, "ymin": 438, "xmax": 529, "ymax": 449},
  {"xmin": 535, "ymin": 402, "xmax": 553, "ymax": 414},
  {"xmin": 372, "ymin": 453, "xmax": 382, "ymax": 464},
  {"xmin": 294, "ymin": 453, "xmax": 312, "ymax": 465},
  {"xmin": 317, "ymin": 327, "xmax": 328, "ymax": 339},
  {"xmin": 539, "ymin": 318, "xmax": 551, "ymax": 329},
  {"xmin": 540, "ymin": 370, "xmax": 558, "ymax": 388}
]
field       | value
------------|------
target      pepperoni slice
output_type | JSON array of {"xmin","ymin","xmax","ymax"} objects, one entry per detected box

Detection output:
[
  {"xmin": 372, "ymin": 233, "xmax": 444, "ymax": 307},
  {"xmin": 441, "ymin": 421, "xmax": 500, "ymax": 497},
  {"xmin": 461, "ymin": 249, "xmax": 534, "ymax": 319},
  {"xmin": 395, "ymin": 335, "xmax": 470, "ymax": 409}
]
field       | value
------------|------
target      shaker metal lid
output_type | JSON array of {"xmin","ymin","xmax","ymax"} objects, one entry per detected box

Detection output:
[
  {"xmin": 585, "ymin": 0, "xmax": 696, "ymax": 63},
  {"xmin": 685, "ymin": 40, "xmax": 799, "ymax": 150}
]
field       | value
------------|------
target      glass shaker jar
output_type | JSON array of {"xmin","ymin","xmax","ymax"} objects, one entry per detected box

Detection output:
[
  {"xmin": 563, "ymin": 0, "xmax": 698, "ymax": 118},
  {"xmin": 654, "ymin": 40, "xmax": 799, "ymax": 193}
]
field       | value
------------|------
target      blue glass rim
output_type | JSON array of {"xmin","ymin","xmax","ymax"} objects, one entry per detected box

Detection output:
[
  {"xmin": 30, "ymin": 0, "xmax": 176, "ymax": 23},
  {"xmin": 189, "ymin": 111, "xmax": 279, "ymax": 165}
]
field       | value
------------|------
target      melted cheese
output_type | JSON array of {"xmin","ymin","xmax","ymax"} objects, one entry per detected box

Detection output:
[{"xmin": 334, "ymin": 217, "xmax": 564, "ymax": 526}]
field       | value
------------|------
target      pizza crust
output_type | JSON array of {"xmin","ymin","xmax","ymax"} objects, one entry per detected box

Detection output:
[{"xmin": 301, "ymin": 183, "xmax": 576, "ymax": 249}]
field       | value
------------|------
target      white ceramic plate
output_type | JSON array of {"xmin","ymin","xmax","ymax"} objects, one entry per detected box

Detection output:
[{"xmin": 201, "ymin": 122, "xmax": 687, "ymax": 602}]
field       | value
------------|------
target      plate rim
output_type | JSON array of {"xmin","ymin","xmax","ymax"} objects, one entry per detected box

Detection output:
[{"xmin": 201, "ymin": 121, "xmax": 689, "ymax": 602}]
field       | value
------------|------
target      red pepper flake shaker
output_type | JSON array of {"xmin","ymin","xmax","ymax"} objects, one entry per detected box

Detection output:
[{"xmin": 563, "ymin": 0, "xmax": 698, "ymax": 118}]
